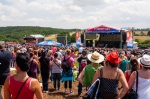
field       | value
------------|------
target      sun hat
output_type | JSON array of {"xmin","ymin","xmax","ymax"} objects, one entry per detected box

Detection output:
[
  {"xmin": 106, "ymin": 51, "xmax": 120, "ymax": 64},
  {"xmin": 138, "ymin": 54, "xmax": 150, "ymax": 67},
  {"xmin": 87, "ymin": 51, "xmax": 104, "ymax": 63}
]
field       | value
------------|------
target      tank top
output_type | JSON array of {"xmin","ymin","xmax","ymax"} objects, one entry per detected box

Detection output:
[
  {"xmin": 99, "ymin": 68, "xmax": 119, "ymax": 93},
  {"xmin": 9, "ymin": 76, "xmax": 35, "ymax": 99},
  {"xmin": 30, "ymin": 59, "xmax": 37, "ymax": 73}
]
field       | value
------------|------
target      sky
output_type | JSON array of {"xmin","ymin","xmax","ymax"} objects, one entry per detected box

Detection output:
[{"xmin": 0, "ymin": 0, "xmax": 150, "ymax": 29}]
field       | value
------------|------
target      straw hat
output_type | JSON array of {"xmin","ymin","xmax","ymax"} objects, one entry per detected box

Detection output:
[
  {"xmin": 138, "ymin": 54, "xmax": 150, "ymax": 67},
  {"xmin": 87, "ymin": 51, "xmax": 104, "ymax": 63},
  {"xmin": 106, "ymin": 51, "xmax": 120, "ymax": 64}
]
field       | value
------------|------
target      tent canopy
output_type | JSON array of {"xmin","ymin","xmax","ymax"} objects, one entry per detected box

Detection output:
[
  {"xmin": 86, "ymin": 25, "xmax": 121, "ymax": 34},
  {"xmin": 38, "ymin": 40, "xmax": 62, "ymax": 46}
]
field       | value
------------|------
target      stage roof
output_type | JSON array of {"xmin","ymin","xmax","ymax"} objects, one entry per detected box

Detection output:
[{"xmin": 85, "ymin": 25, "xmax": 121, "ymax": 34}]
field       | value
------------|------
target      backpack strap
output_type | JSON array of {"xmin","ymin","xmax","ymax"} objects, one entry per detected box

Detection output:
[{"xmin": 66, "ymin": 57, "xmax": 70, "ymax": 61}]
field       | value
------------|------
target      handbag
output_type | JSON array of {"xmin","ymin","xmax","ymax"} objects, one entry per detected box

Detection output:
[
  {"xmin": 123, "ymin": 71, "xmax": 138, "ymax": 99},
  {"xmin": 15, "ymin": 77, "xmax": 29, "ymax": 99}
]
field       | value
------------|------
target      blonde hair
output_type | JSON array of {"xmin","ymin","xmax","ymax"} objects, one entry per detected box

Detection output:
[{"xmin": 47, "ymin": 50, "xmax": 53, "ymax": 56}]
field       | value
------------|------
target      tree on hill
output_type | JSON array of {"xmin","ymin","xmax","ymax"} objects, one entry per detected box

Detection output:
[{"xmin": 147, "ymin": 31, "xmax": 150, "ymax": 36}]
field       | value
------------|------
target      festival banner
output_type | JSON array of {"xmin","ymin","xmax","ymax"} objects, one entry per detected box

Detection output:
[
  {"xmin": 126, "ymin": 30, "xmax": 133, "ymax": 49},
  {"xmin": 76, "ymin": 30, "xmax": 81, "ymax": 45}
]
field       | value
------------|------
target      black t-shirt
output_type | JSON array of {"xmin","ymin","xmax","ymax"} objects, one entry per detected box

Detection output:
[
  {"xmin": 0, "ymin": 50, "xmax": 12, "ymax": 85},
  {"xmin": 39, "ymin": 57, "xmax": 50, "ymax": 72},
  {"xmin": 77, "ymin": 56, "xmax": 91, "ymax": 72}
]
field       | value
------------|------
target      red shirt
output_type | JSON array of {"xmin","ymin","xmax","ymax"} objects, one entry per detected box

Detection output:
[{"xmin": 9, "ymin": 76, "xmax": 35, "ymax": 99}]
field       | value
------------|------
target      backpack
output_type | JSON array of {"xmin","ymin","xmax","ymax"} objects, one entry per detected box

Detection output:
[
  {"xmin": 80, "ymin": 59, "xmax": 87, "ymax": 72},
  {"xmin": 62, "ymin": 56, "xmax": 70, "ymax": 70}
]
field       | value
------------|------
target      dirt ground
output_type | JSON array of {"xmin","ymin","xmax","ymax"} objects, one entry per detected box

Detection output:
[
  {"xmin": 4, "ymin": 70, "xmax": 85, "ymax": 99},
  {"xmin": 43, "ymin": 80, "xmax": 86, "ymax": 99}
]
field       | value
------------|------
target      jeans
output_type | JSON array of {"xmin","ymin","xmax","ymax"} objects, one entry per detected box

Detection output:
[
  {"xmin": 53, "ymin": 73, "xmax": 61, "ymax": 89},
  {"xmin": 78, "ymin": 82, "xmax": 82, "ymax": 95},
  {"xmin": 11, "ymin": 59, "xmax": 15, "ymax": 67},
  {"xmin": 41, "ymin": 71, "xmax": 49, "ymax": 91},
  {"xmin": 0, "ymin": 86, "xmax": 3, "ymax": 99},
  {"xmin": 64, "ymin": 81, "xmax": 72, "ymax": 89}
]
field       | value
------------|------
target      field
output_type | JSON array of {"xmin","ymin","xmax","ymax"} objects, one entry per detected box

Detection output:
[
  {"xmin": 45, "ymin": 32, "xmax": 75, "ymax": 41},
  {"xmin": 134, "ymin": 36, "xmax": 150, "ymax": 41}
]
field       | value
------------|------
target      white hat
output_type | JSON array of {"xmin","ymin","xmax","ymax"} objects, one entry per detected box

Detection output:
[
  {"xmin": 138, "ymin": 54, "xmax": 150, "ymax": 67},
  {"xmin": 87, "ymin": 51, "xmax": 104, "ymax": 63}
]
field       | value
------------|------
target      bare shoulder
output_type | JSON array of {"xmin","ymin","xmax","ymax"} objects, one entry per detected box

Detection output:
[{"xmin": 31, "ymin": 78, "xmax": 39, "ymax": 83}]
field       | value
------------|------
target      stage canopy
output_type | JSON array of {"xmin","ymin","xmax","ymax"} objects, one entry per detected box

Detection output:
[
  {"xmin": 85, "ymin": 24, "xmax": 121, "ymax": 34},
  {"xmin": 38, "ymin": 40, "xmax": 62, "ymax": 46}
]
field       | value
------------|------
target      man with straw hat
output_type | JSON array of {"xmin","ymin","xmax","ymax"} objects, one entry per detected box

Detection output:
[{"xmin": 78, "ymin": 51, "xmax": 104, "ymax": 92}]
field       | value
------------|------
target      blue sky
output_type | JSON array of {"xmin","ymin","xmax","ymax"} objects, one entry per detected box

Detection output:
[{"xmin": 0, "ymin": 0, "xmax": 150, "ymax": 29}]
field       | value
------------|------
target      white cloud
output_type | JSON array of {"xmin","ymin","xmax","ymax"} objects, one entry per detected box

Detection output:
[
  {"xmin": 57, "ymin": 15, "xmax": 86, "ymax": 23},
  {"xmin": 0, "ymin": 15, "xmax": 13, "ymax": 21},
  {"xmin": 0, "ymin": 0, "xmax": 150, "ymax": 28},
  {"xmin": 87, "ymin": 0, "xmax": 150, "ymax": 23},
  {"xmin": 73, "ymin": 0, "xmax": 120, "ymax": 7},
  {"xmin": 26, "ymin": 18, "xmax": 45, "ymax": 22},
  {"xmin": 68, "ymin": 5, "xmax": 83, "ymax": 12}
]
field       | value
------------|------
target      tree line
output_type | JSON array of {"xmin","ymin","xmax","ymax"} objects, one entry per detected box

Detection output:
[{"xmin": 0, "ymin": 26, "xmax": 76, "ymax": 43}]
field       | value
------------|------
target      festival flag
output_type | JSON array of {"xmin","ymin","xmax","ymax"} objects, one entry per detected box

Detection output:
[
  {"xmin": 76, "ymin": 30, "xmax": 81, "ymax": 44},
  {"xmin": 126, "ymin": 30, "xmax": 133, "ymax": 49}
]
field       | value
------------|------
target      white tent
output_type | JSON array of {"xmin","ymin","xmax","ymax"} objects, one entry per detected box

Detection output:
[
  {"xmin": 30, "ymin": 34, "xmax": 44, "ymax": 38},
  {"xmin": 133, "ymin": 41, "xmax": 138, "ymax": 49}
]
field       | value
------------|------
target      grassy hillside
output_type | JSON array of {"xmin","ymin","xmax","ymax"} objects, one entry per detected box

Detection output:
[{"xmin": 0, "ymin": 26, "xmax": 75, "ymax": 42}]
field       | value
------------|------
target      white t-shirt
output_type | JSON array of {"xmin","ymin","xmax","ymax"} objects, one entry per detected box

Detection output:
[
  {"xmin": 22, "ymin": 47, "xmax": 27, "ymax": 53},
  {"xmin": 56, "ymin": 51, "xmax": 62, "ymax": 60},
  {"xmin": 78, "ymin": 47, "xmax": 84, "ymax": 53}
]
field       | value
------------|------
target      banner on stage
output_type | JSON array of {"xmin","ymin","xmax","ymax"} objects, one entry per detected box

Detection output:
[
  {"xmin": 76, "ymin": 30, "xmax": 81, "ymax": 45},
  {"xmin": 126, "ymin": 30, "xmax": 133, "ymax": 49}
]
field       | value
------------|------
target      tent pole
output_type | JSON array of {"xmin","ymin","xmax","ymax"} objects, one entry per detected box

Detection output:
[{"xmin": 120, "ymin": 29, "xmax": 122, "ymax": 49}]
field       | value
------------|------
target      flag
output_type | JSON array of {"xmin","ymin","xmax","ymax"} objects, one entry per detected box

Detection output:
[{"xmin": 76, "ymin": 30, "xmax": 81, "ymax": 44}]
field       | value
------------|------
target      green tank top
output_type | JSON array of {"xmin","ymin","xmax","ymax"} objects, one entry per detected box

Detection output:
[{"xmin": 83, "ymin": 64, "xmax": 101, "ymax": 86}]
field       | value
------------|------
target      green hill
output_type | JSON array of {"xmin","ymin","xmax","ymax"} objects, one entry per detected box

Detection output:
[{"xmin": 0, "ymin": 26, "xmax": 76, "ymax": 42}]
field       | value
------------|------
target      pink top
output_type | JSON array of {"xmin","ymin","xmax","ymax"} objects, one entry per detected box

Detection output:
[
  {"xmin": 70, "ymin": 52, "xmax": 75, "ymax": 58},
  {"xmin": 9, "ymin": 76, "xmax": 35, "ymax": 99},
  {"xmin": 62, "ymin": 55, "xmax": 74, "ymax": 68},
  {"xmin": 52, "ymin": 47, "xmax": 57, "ymax": 53}
]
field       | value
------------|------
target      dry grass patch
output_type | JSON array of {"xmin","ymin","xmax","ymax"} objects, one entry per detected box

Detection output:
[{"xmin": 134, "ymin": 36, "xmax": 150, "ymax": 41}]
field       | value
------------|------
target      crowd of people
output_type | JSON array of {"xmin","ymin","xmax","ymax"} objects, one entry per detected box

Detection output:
[{"xmin": 0, "ymin": 43, "xmax": 150, "ymax": 99}]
